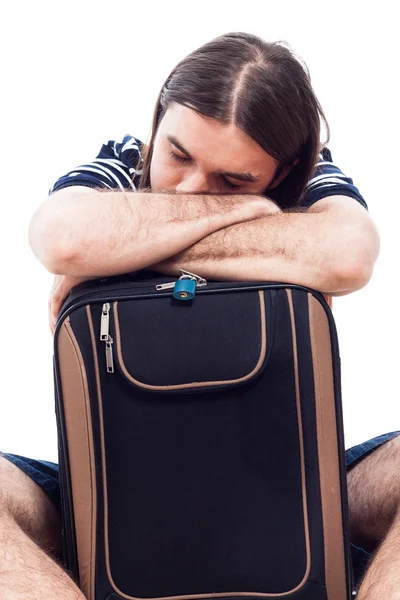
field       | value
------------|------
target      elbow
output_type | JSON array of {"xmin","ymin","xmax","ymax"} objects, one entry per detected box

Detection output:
[
  {"xmin": 335, "ymin": 260, "xmax": 374, "ymax": 293},
  {"xmin": 333, "ymin": 221, "xmax": 380, "ymax": 293},
  {"xmin": 28, "ymin": 207, "xmax": 78, "ymax": 274}
]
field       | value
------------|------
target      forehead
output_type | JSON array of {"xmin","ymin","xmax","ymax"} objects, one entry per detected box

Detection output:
[{"xmin": 158, "ymin": 102, "xmax": 278, "ymax": 175}]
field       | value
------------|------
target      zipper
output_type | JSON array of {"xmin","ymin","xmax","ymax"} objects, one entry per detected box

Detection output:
[
  {"xmin": 105, "ymin": 337, "xmax": 114, "ymax": 373},
  {"xmin": 98, "ymin": 270, "xmax": 206, "ymax": 374},
  {"xmin": 100, "ymin": 302, "xmax": 114, "ymax": 373},
  {"xmin": 100, "ymin": 303, "xmax": 111, "ymax": 341},
  {"xmin": 58, "ymin": 282, "xmax": 328, "ymax": 328},
  {"xmin": 57, "ymin": 281, "xmax": 329, "ymax": 342},
  {"xmin": 156, "ymin": 269, "xmax": 207, "ymax": 300},
  {"xmin": 80, "ymin": 280, "xmax": 327, "ymax": 376}
]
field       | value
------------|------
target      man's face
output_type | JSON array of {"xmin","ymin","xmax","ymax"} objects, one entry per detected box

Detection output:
[{"xmin": 150, "ymin": 102, "xmax": 292, "ymax": 195}]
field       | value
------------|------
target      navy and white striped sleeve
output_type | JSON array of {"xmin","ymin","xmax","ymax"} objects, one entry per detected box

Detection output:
[
  {"xmin": 302, "ymin": 148, "xmax": 368, "ymax": 210},
  {"xmin": 48, "ymin": 135, "xmax": 144, "ymax": 195}
]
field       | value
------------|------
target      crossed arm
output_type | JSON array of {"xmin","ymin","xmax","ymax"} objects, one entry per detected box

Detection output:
[
  {"xmin": 29, "ymin": 187, "xmax": 380, "ymax": 298},
  {"xmin": 151, "ymin": 196, "xmax": 379, "ymax": 295}
]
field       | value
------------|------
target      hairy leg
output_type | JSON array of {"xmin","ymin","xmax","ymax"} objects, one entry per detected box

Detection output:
[
  {"xmin": 0, "ymin": 455, "xmax": 85, "ymax": 599},
  {"xmin": 355, "ymin": 505, "xmax": 400, "ymax": 599},
  {"xmin": 347, "ymin": 434, "xmax": 400, "ymax": 598}
]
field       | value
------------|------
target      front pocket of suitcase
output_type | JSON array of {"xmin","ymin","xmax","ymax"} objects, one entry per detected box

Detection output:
[{"xmin": 91, "ymin": 289, "xmax": 315, "ymax": 598}]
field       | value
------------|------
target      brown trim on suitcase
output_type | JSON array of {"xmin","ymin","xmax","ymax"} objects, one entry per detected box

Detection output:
[
  {"xmin": 286, "ymin": 290, "xmax": 311, "ymax": 584},
  {"xmin": 87, "ymin": 294, "xmax": 314, "ymax": 599},
  {"xmin": 57, "ymin": 317, "xmax": 97, "ymax": 600},
  {"xmin": 308, "ymin": 294, "xmax": 347, "ymax": 600},
  {"xmin": 113, "ymin": 291, "xmax": 266, "ymax": 391}
]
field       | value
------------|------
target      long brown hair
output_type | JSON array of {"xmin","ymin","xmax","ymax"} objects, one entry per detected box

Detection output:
[{"xmin": 137, "ymin": 32, "xmax": 330, "ymax": 208}]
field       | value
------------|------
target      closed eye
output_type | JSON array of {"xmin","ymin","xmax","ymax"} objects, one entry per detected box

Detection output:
[
  {"xmin": 169, "ymin": 150, "xmax": 189, "ymax": 164},
  {"xmin": 169, "ymin": 151, "xmax": 241, "ymax": 190}
]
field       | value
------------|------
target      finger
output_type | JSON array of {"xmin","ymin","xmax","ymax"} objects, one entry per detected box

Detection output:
[
  {"xmin": 51, "ymin": 296, "xmax": 61, "ymax": 327},
  {"xmin": 48, "ymin": 292, "xmax": 54, "ymax": 331},
  {"xmin": 51, "ymin": 283, "xmax": 71, "ymax": 326},
  {"xmin": 50, "ymin": 287, "xmax": 62, "ymax": 326},
  {"xmin": 49, "ymin": 308, "xmax": 55, "ymax": 334},
  {"xmin": 49, "ymin": 303, "xmax": 56, "ymax": 334},
  {"xmin": 49, "ymin": 276, "xmax": 64, "ymax": 335}
]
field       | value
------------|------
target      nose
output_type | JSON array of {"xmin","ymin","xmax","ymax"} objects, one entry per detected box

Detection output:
[{"xmin": 175, "ymin": 171, "xmax": 212, "ymax": 194}]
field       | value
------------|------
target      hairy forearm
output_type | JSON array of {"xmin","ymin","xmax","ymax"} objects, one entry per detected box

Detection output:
[
  {"xmin": 153, "ymin": 206, "xmax": 375, "ymax": 294},
  {"xmin": 29, "ymin": 188, "xmax": 270, "ymax": 276}
]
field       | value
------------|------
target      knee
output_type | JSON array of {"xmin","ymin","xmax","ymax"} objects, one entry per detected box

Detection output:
[
  {"xmin": 347, "ymin": 435, "xmax": 400, "ymax": 548},
  {"xmin": 0, "ymin": 455, "xmax": 62, "ymax": 558},
  {"xmin": 378, "ymin": 435, "xmax": 400, "ymax": 508},
  {"xmin": 0, "ymin": 455, "xmax": 21, "ymax": 518}
]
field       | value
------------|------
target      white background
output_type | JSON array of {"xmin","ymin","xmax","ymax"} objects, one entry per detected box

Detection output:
[{"xmin": 0, "ymin": 1, "xmax": 398, "ymax": 463}]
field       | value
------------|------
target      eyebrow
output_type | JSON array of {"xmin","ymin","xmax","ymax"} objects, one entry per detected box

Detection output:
[{"xmin": 167, "ymin": 135, "xmax": 259, "ymax": 183}]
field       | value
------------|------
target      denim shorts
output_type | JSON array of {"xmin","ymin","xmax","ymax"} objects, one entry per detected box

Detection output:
[{"xmin": 2, "ymin": 430, "xmax": 400, "ymax": 590}]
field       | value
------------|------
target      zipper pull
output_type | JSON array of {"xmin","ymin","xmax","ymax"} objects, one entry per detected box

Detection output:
[
  {"xmin": 156, "ymin": 281, "xmax": 176, "ymax": 291},
  {"xmin": 101, "ymin": 303, "xmax": 114, "ymax": 373},
  {"xmin": 105, "ymin": 336, "xmax": 114, "ymax": 373},
  {"xmin": 156, "ymin": 270, "xmax": 207, "ymax": 299},
  {"xmin": 100, "ymin": 303, "xmax": 111, "ymax": 341}
]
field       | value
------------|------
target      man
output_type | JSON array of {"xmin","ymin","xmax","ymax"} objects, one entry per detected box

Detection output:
[{"xmin": 1, "ymin": 102, "xmax": 398, "ymax": 600}]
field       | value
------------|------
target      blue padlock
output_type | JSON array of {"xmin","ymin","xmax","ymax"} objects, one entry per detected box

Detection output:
[{"xmin": 173, "ymin": 278, "xmax": 196, "ymax": 300}]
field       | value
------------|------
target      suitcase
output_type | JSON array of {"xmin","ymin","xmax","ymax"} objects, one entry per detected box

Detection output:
[{"xmin": 53, "ymin": 269, "xmax": 353, "ymax": 600}]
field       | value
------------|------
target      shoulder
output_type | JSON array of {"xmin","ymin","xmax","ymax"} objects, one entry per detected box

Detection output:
[
  {"xmin": 301, "ymin": 147, "xmax": 368, "ymax": 210},
  {"xmin": 98, "ymin": 134, "xmax": 145, "ymax": 163},
  {"xmin": 96, "ymin": 134, "xmax": 145, "ymax": 189},
  {"xmin": 49, "ymin": 134, "xmax": 146, "ymax": 194}
]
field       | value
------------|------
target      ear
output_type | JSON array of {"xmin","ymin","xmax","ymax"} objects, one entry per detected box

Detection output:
[{"xmin": 267, "ymin": 158, "xmax": 300, "ymax": 190}]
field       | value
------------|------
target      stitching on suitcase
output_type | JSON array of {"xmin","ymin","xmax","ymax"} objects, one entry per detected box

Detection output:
[{"xmin": 113, "ymin": 291, "xmax": 267, "ymax": 391}]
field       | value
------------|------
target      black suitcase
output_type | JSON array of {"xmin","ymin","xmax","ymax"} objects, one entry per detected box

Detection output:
[{"xmin": 53, "ymin": 270, "xmax": 353, "ymax": 600}]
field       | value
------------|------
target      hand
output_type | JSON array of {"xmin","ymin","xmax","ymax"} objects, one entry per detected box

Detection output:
[{"xmin": 49, "ymin": 274, "xmax": 94, "ymax": 335}]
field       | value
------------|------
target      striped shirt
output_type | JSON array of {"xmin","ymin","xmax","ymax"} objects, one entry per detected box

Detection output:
[{"xmin": 49, "ymin": 135, "xmax": 368, "ymax": 210}]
